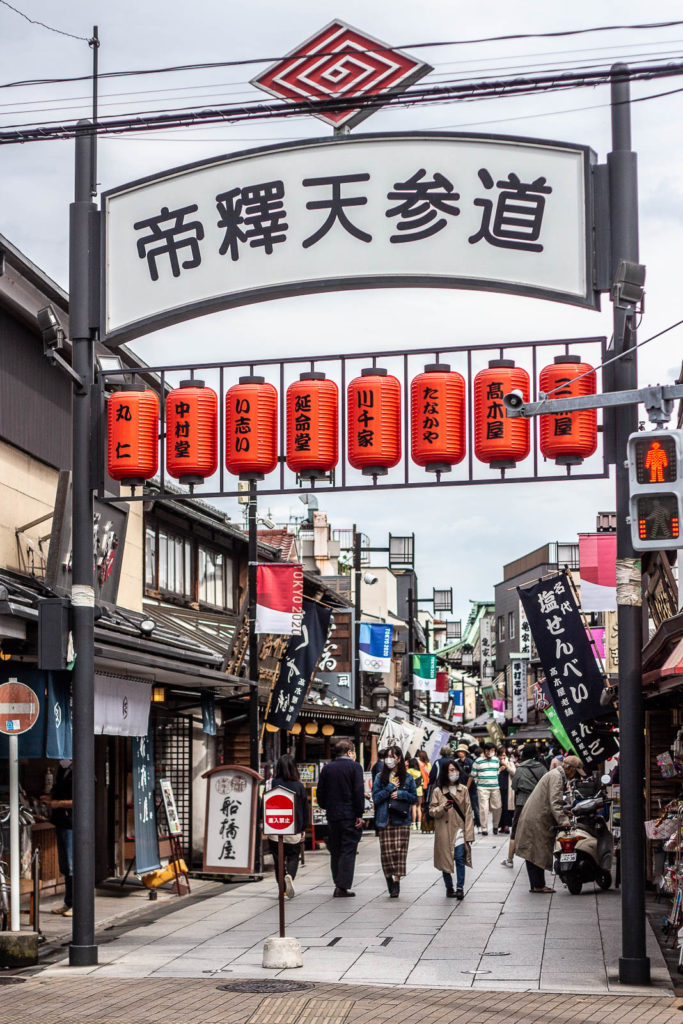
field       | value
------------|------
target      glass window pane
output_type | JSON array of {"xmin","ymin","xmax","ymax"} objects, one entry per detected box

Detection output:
[
  {"xmin": 214, "ymin": 552, "xmax": 224, "ymax": 607},
  {"xmin": 158, "ymin": 531, "xmax": 168, "ymax": 591},
  {"xmin": 145, "ymin": 528, "xmax": 156, "ymax": 588},
  {"xmin": 224, "ymin": 556, "xmax": 234, "ymax": 610},
  {"xmin": 185, "ymin": 543, "xmax": 192, "ymax": 597}
]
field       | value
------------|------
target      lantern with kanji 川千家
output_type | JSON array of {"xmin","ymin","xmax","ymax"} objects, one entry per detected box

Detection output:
[
  {"xmin": 225, "ymin": 375, "xmax": 278, "ymax": 479},
  {"xmin": 474, "ymin": 359, "xmax": 530, "ymax": 469},
  {"xmin": 166, "ymin": 380, "xmax": 218, "ymax": 485},
  {"xmin": 347, "ymin": 368, "xmax": 401, "ymax": 477},
  {"xmin": 286, "ymin": 372, "xmax": 338, "ymax": 479},
  {"xmin": 539, "ymin": 355, "xmax": 597, "ymax": 465},
  {"xmin": 107, "ymin": 384, "xmax": 159, "ymax": 485},
  {"xmin": 410, "ymin": 363, "xmax": 466, "ymax": 473}
]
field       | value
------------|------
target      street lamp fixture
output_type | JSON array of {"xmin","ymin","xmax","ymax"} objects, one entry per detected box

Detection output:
[{"xmin": 370, "ymin": 685, "xmax": 390, "ymax": 713}]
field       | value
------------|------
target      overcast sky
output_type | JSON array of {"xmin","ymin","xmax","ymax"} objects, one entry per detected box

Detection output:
[{"xmin": 1, "ymin": 1, "xmax": 682, "ymax": 625}]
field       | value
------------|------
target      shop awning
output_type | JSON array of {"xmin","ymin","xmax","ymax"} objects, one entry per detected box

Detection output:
[{"xmin": 642, "ymin": 636, "xmax": 683, "ymax": 690}]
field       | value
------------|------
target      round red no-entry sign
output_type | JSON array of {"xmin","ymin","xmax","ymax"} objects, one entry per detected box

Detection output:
[
  {"xmin": 263, "ymin": 787, "xmax": 296, "ymax": 835},
  {"xmin": 0, "ymin": 680, "xmax": 40, "ymax": 735}
]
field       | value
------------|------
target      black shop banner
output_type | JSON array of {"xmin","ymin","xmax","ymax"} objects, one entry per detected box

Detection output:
[
  {"xmin": 519, "ymin": 574, "xmax": 618, "ymax": 768},
  {"xmin": 539, "ymin": 679, "xmax": 618, "ymax": 769},
  {"xmin": 265, "ymin": 600, "xmax": 332, "ymax": 731}
]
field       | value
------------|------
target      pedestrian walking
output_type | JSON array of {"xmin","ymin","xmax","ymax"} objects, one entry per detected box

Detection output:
[
  {"xmin": 407, "ymin": 758, "xmax": 423, "ymax": 831},
  {"xmin": 266, "ymin": 754, "xmax": 308, "ymax": 900},
  {"xmin": 453, "ymin": 743, "xmax": 479, "ymax": 827},
  {"xmin": 43, "ymin": 760, "xmax": 73, "ymax": 917},
  {"xmin": 430, "ymin": 758, "xmax": 474, "ymax": 900},
  {"xmin": 501, "ymin": 743, "xmax": 547, "ymax": 867},
  {"xmin": 497, "ymin": 747, "xmax": 516, "ymax": 834},
  {"xmin": 471, "ymin": 742, "xmax": 501, "ymax": 835},
  {"xmin": 514, "ymin": 755, "xmax": 585, "ymax": 892},
  {"xmin": 316, "ymin": 739, "xmax": 365, "ymax": 897},
  {"xmin": 372, "ymin": 745, "xmax": 417, "ymax": 897},
  {"xmin": 371, "ymin": 748, "xmax": 388, "ymax": 781}
]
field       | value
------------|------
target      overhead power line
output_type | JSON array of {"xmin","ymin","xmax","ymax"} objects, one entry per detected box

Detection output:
[
  {"xmin": 0, "ymin": 18, "xmax": 682, "ymax": 92},
  {"xmin": 0, "ymin": 0, "xmax": 89, "ymax": 42}
]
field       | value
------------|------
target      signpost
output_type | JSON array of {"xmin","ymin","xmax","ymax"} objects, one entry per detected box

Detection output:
[
  {"xmin": 0, "ymin": 680, "xmax": 39, "ymax": 931},
  {"xmin": 262, "ymin": 786, "xmax": 299, "ymax": 967}
]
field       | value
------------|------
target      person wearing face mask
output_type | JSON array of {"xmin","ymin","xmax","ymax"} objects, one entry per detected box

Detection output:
[
  {"xmin": 430, "ymin": 758, "xmax": 474, "ymax": 899},
  {"xmin": 372, "ymin": 746, "xmax": 417, "ymax": 897}
]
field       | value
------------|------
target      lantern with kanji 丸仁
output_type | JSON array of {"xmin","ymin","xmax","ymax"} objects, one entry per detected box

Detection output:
[{"xmin": 107, "ymin": 384, "xmax": 159, "ymax": 485}]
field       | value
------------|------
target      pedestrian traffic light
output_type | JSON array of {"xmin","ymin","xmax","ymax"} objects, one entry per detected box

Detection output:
[{"xmin": 627, "ymin": 429, "xmax": 683, "ymax": 551}]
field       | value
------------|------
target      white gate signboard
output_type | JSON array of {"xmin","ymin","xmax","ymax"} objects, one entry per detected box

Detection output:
[
  {"xmin": 201, "ymin": 765, "xmax": 261, "ymax": 875},
  {"xmin": 103, "ymin": 132, "xmax": 596, "ymax": 344}
]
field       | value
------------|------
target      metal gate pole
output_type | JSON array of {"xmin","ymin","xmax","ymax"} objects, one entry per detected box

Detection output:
[
  {"xmin": 248, "ymin": 480, "xmax": 260, "ymax": 774},
  {"xmin": 609, "ymin": 64, "xmax": 650, "ymax": 987},
  {"xmin": 408, "ymin": 587, "xmax": 415, "ymax": 722},
  {"xmin": 353, "ymin": 526, "xmax": 362, "ymax": 750},
  {"xmin": 69, "ymin": 121, "xmax": 98, "ymax": 967}
]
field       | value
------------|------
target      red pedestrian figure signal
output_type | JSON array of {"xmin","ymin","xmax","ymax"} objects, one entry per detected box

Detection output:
[
  {"xmin": 633, "ymin": 434, "xmax": 676, "ymax": 485},
  {"xmin": 644, "ymin": 440, "xmax": 668, "ymax": 483}
]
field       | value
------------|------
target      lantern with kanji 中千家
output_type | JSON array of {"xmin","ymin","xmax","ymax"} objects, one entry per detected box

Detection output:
[
  {"xmin": 166, "ymin": 380, "xmax": 218, "ymax": 485},
  {"xmin": 410, "ymin": 363, "xmax": 466, "ymax": 473},
  {"xmin": 539, "ymin": 355, "xmax": 598, "ymax": 465},
  {"xmin": 286, "ymin": 372, "xmax": 338, "ymax": 479},
  {"xmin": 107, "ymin": 384, "xmax": 159, "ymax": 485},
  {"xmin": 225, "ymin": 375, "xmax": 278, "ymax": 479},
  {"xmin": 473, "ymin": 359, "xmax": 530, "ymax": 469},
  {"xmin": 347, "ymin": 368, "xmax": 401, "ymax": 476}
]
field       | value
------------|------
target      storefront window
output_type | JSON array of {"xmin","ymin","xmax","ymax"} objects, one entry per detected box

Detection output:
[
  {"xmin": 158, "ymin": 529, "xmax": 192, "ymax": 598},
  {"xmin": 199, "ymin": 546, "xmax": 227, "ymax": 608},
  {"xmin": 144, "ymin": 526, "xmax": 156, "ymax": 588}
]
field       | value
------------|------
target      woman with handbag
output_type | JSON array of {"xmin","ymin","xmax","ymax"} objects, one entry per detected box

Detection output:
[
  {"xmin": 372, "ymin": 745, "xmax": 417, "ymax": 897},
  {"xmin": 430, "ymin": 758, "xmax": 474, "ymax": 900}
]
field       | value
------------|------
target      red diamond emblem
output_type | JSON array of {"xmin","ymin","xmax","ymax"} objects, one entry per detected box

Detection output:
[{"xmin": 251, "ymin": 20, "xmax": 432, "ymax": 130}]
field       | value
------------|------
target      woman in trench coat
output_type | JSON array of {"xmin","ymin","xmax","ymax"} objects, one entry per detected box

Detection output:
[
  {"xmin": 514, "ymin": 764, "xmax": 573, "ymax": 892},
  {"xmin": 430, "ymin": 759, "xmax": 475, "ymax": 899}
]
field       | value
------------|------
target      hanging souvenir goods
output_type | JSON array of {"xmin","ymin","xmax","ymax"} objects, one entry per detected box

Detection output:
[
  {"xmin": 225, "ymin": 375, "xmax": 278, "ymax": 479},
  {"xmin": 474, "ymin": 359, "xmax": 530, "ymax": 469},
  {"xmin": 347, "ymin": 368, "xmax": 401, "ymax": 476},
  {"xmin": 107, "ymin": 384, "xmax": 159, "ymax": 485},
  {"xmin": 166, "ymin": 380, "xmax": 218, "ymax": 485},
  {"xmin": 286, "ymin": 371, "xmax": 338, "ymax": 479},
  {"xmin": 410, "ymin": 363, "xmax": 466, "ymax": 473},
  {"xmin": 539, "ymin": 355, "xmax": 597, "ymax": 465}
]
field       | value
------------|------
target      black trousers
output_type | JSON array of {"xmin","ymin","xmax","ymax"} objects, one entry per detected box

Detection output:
[
  {"xmin": 525, "ymin": 860, "xmax": 546, "ymax": 889},
  {"xmin": 326, "ymin": 819, "xmax": 361, "ymax": 891},
  {"xmin": 268, "ymin": 840, "xmax": 301, "ymax": 884}
]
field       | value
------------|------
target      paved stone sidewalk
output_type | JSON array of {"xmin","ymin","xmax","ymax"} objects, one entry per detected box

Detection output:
[{"xmin": 36, "ymin": 831, "xmax": 673, "ymax": 996}]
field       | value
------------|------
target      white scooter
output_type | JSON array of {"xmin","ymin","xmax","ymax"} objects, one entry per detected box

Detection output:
[{"xmin": 553, "ymin": 775, "xmax": 614, "ymax": 895}]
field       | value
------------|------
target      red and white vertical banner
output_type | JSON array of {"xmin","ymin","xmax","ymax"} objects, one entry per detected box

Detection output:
[{"xmin": 255, "ymin": 564, "xmax": 304, "ymax": 635}]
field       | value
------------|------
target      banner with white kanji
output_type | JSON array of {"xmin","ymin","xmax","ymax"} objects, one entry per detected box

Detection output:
[{"xmin": 264, "ymin": 600, "xmax": 332, "ymax": 731}]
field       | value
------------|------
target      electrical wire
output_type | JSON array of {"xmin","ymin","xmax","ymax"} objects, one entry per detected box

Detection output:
[
  {"xmin": 0, "ymin": 18, "xmax": 682, "ymax": 92},
  {"xmin": 0, "ymin": 0, "xmax": 89, "ymax": 42}
]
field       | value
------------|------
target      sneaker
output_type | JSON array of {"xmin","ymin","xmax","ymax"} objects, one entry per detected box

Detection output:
[
  {"xmin": 480, "ymin": 830, "xmax": 489, "ymax": 836},
  {"xmin": 493, "ymin": 828, "xmax": 499, "ymax": 835},
  {"xmin": 501, "ymin": 857, "xmax": 514, "ymax": 868},
  {"xmin": 62, "ymin": 907, "xmax": 73, "ymax": 917},
  {"xmin": 51, "ymin": 905, "xmax": 69, "ymax": 915},
  {"xmin": 455, "ymin": 888, "xmax": 465, "ymax": 900},
  {"xmin": 445, "ymin": 888, "xmax": 457, "ymax": 898},
  {"xmin": 284, "ymin": 874, "xmax": 295, "ymax": 900}
]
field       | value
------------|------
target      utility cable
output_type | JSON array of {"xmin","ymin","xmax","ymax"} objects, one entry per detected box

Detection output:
[{"xmin": 0, "ymin": 0, "xmax": 89, "ymax": 42}]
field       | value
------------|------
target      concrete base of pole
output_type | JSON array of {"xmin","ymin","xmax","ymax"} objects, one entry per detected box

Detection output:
[
  {"xmin": 619, "ymin": 956, "xmax": 651, "ymax": 986},
  {"xmin": 262, "ymin": 936, "xmax": 303, "ymax": 969},
  {"xmin": 0, "ymin": 931, "xmax": 39, "ymax": 968},
  {"xmin": 69, "ymin": 943, "xmax": 99, "ymax": 967}
]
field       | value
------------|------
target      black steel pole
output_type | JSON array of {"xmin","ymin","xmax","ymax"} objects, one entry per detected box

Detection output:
[
  {"xmin": 353, "ymin": 527, "xmax": 362, "ymax": 752},
  {"xmin": 248, "ymin": 480, "xmax": 260, "ymax": 774},
  {"xmin": 425, "ymin": 620, "xmax": 431, "ymax": 719},
  {"xmin": 69, "ymin": 121, "xmax": 98, "ymax": 967},
  {"xmin": 609, "ymin": 64, "xmax": 650, "ymax": 987},
  {"xmin": 408, "ymin": 587, "xmax": 415, "ymax": 722}
]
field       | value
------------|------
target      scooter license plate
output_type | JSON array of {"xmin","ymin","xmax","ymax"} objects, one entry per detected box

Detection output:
[{"xmin": 560, "ymin": 852, "xmax": 577, "ymax": 863}]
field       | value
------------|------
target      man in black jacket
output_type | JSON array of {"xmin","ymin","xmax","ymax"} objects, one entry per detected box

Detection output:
[{"xmin": 317, "ymin": 739, "xmax": 365, "ymax": 897}]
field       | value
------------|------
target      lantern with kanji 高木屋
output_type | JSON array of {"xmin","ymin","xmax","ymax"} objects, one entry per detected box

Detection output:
[
  {"xmin": 539, "ymin": 355, "xmax": 598, "ymax": 465},
  {"xmin": 166, "ymin": 379, "xmax": 218, "ymax": 485},
  {"xmin": 474, "ymin": 359, "xmax": 530, "ymax": 469},
  {"xmin": 107, "ymin": 384, "xmax": 159, "ymax": 485},
  {"xmin": 225, "ymin": 375, "xmax": 278, "ymax": 480},
  {"xmin": 286, "ymin": 372, "xmax": 338, "ymax": 479},
  {"xmin": 347, "ymin": 368, "xmax": 401, "ymax": 477},
  {"xmin": 410, "ymin": 363, "xmax": 466, "ymax": 473}
]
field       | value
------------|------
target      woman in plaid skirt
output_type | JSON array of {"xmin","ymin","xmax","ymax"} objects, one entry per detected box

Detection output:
[{"xmin": 372, "ymin": 745, "xmax": 417, "ymax": 898}]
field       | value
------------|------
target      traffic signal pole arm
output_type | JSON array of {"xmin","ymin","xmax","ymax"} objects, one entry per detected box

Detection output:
[{"xmin": 504, "ymin": 383, "xmax": 683, "ymax": 426}]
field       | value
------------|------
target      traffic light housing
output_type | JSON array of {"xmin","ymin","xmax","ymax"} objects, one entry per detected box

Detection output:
[{"xmin": 627, "ymin": 429, "xmax": 683, "ymax": 551}]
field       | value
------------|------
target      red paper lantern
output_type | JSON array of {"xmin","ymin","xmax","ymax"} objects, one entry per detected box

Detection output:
[
  {"xmin": 410, "ymin": 363, "xmax": 466, "ymax": 473},
  {"xmin": 166, "ymin": 379, "xmax": 218, "ymax": 485},
  {"xmin": 286, "ymin": 372, "xmax": 338, "ymax": 479},
  {"xmin": 225, "ymin": 375, "xmax": 278, "ymax": 479},
  {"xmin": 474, "ymin": 359, "xmax": 530, "ymax": 469},
  {"xmin": 539, "ymin": 355, "xmax": 598, "ymax": 465},
  {"xmin": 107, "ymin": 384, "xmax": 158, "ymax": 485},
  {"xmin": 347, "ymin": 368, "xmax": 401, "ymax": 476}
]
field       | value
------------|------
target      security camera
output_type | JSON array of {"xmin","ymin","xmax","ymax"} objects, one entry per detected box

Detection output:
[
  {"xmin": 363, "ymin": 572, "xmax": 378, "ymax": 585},
  {"xmin": 259, "ymin": 516, "xmax": 277, "ymax": 530},
  {"xmin": 502, "ymin": 390, "xmax": 526, "ymax": 414}
]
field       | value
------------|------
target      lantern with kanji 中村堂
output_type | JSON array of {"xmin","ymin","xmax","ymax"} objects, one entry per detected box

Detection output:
[{"xmin": 166, "ymin": 380, "xmax": 218, "ymax": 484}]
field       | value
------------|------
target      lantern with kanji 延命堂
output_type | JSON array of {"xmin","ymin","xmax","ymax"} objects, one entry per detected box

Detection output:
[
  {"xmin": 225, "ymin": 375, "xmax": 278, "ymax": 479},
  {"xmin": 347, "ymin": 368, "xmax": 401, "ymax": 477},
  {"xmin": 539, "ymin": 355, "xmax": 597, "ymax": 465},
  {"xmin": 107, "ymin": 384, "xmax": 159, "ymax": 485},
  {"xmin": 166, "ymin": 380, "xmax": 218, "ymax": 485},
  {"xmin": 286, "ymin": 372, "xmax": 338, "ymax": 479},
  {"xmin": 474, "ymin": 359, "xmax": 530, "ymax": 469},
  {"xmin": 410, "ymin": 363, "xmax": 466, "ymax": 473}
]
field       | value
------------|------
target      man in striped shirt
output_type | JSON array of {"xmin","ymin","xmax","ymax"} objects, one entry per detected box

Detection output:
[{"xmin": 471, "ymin": 743, "xmax": 501, "ymax": 835}]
